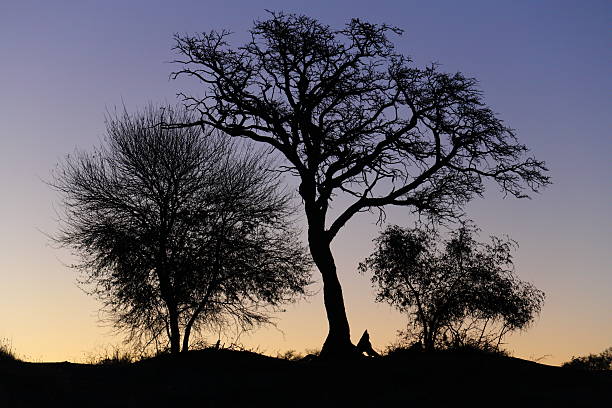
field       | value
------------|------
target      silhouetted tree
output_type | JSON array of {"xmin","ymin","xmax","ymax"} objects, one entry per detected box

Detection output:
[
  {"xmin": 562, "ymin": 347, "xmax": 612, "ymax": 371},
  {"xmin": 359, "ymin": 224, "xmax": 545, "ymax": 351},
  {"xmin": 51, "ymin": 105, "xmax": 312, "ymax": 354},
  {"xmin": 169, "ymin": 12, "xmax": 550, "ymax": 356}
]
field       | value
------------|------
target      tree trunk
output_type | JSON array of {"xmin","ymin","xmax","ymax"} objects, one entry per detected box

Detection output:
[
  {"xmin": 182, "ymin": 301, "xmax": 206, "ymax": 353},
  {"xmin": 423, "ymin": 327, "xmax": 435, "ymax": 351},
  {"xmin": 167, "ymin": 302, "xmax": 181, "ymax": 355},
  {"xmin": 308, "ymin": 227, "xmax": 354, "ymax": 358},
  {"xmin": 158, "ymin": 269, "xmax": 181, "ymax": 355},
  {"xmin": 181, "ymin": 321, "xmax": 192, "ymax": 353}
]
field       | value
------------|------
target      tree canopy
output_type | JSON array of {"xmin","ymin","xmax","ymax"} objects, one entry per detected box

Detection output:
[
  {"xmin": 360, "ymin": 224, "xmax": 545, "ymax": 351},
  {"xmin": 169, "ymin": 11, "xmax": 549, "ymax": 356},
  {"xmin": 51, "ymin": 105, "xmax": 312, "ymax": 354},
  {"xmin": 562, "ymin": 347, "xmax": 612, "ymax": 371}
]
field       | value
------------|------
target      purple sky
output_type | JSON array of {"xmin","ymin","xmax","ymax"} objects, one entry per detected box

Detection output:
[{"xmin": 0, "ymin": 0, "xmax": 610, "ymax": 364}]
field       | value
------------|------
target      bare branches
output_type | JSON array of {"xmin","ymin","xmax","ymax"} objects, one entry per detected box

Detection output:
[
  {"xmin": 169, "ymin": 12, "xmax": 550, "ymax": 355},
  {"xmin": 50, "ymin": 104, "xmax": 312, "ymax": 354},
  {"xmin": 170, "ymin": 12, "xmax": 549, "ymax": 236}
]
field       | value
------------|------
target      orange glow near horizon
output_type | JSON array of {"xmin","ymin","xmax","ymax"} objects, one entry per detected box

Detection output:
[{"xmin": 2, "ymin": 214, "xmax": 610, "ymax": 367}]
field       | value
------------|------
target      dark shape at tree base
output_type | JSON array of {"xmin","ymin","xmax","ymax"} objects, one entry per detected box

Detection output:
[
  {"xmin": 318, "ymin": 329, "xmax": 380, "ymax": 360},
  {"xmin": 355, "ymin": 330, "xmax": 380, "ymax": 357}
]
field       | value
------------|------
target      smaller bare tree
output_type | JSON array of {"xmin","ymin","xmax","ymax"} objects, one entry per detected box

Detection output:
[
  {"xmin": 51, "ymin": 105, "xmax": 312, "ymax": 354},
  {"xmin": 359, "ymin": 224, "xmax": 544, "ymax": 351}
]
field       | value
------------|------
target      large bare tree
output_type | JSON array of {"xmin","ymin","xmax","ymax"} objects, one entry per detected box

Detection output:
[
  {"xmin": 169, "ymin": 12, "xmax": 550, "ymax": 357},
  {"xmin": 51, "ymin": 105, "xmax": 312, "ymax": 354}
]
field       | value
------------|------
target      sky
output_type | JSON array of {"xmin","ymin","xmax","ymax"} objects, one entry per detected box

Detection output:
[{"xmin": 0, "ymin": 0, "xmax": 610, "ymax": 365}]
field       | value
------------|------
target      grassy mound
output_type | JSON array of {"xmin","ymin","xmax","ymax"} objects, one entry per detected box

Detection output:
[{"xmin": 0, "ymin": 348, "xmax": 609, "ymax": 407}]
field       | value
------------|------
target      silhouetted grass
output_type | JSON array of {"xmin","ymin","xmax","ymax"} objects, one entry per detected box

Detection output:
[
  {"xmin": 383, "ymin": 336, "xmax": 511, "ymax": 358},
  {"xmin": 276, "ymin": 349, "xmax": 304, "ymax": 360},
  {"xmin": 85, "ymin": 346, "xmax": 136, "ymax": 366},
  {"xmin": 441, "ymin": 343, "xmax": 511, "ymax": 357},
  {"xmin": 276, "ymin": 348, "xmax": 320, "ymax": 361},
  {"xmin": 0, "ymin": 338, "xmax": 18, "ymax": 362}
]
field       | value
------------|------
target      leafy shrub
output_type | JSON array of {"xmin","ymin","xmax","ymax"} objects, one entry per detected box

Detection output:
[
  {"xmin": 562, "ymin": 347, "xmax": 612, "ymax": 371},
  {"xmin": 360, "ymin": 224, "xmax": 545, "ymax": 351}
]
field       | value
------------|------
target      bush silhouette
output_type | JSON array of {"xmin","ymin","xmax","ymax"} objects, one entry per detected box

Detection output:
[
  {"xmin": 276, "ymin": 350, "xmax": 304, "ymax": 361},
  {"xmin": 360, "ymin": 223, "xmax": 545, "ymax": 351},
  {"xmin": 562, "ymin": 347, "xmax": 612, "ymax": 371}
]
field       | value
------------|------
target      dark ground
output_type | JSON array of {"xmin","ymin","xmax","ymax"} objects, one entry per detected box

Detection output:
[{"xmin": 1, "ymin": 349, "xmax": 610, "ymax": 407}]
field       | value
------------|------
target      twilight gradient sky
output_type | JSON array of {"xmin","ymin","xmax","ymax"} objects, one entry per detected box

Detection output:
[{"xmin": 0, "ymin": 1, "xmax": 610, "ymax": 365}]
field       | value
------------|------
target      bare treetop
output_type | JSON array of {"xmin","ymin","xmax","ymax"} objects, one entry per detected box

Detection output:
[{"xmin": 172, "ymin": 12, "xmax": 548, "ymax": 237}]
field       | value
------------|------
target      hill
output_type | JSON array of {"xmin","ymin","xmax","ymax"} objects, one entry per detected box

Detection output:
[{"xmin": 0, "ymin": 349, "xmax": 609, "ymax": 407}]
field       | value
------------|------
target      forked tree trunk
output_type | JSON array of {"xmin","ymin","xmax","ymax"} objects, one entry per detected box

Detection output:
[
  {"xmin": 308, "ymin": 228, "xmax": 354, "ymax": 358},
  {"xmin": 158, "ymin": 269, "xmax": 181, "ymax": 355},
  {"xmin": 181, "ymin": 322, "xmax": 192, "ymax": 353},
  {"xmin": 181, "ymin": 299, "xmax": 208, "ymax": 353}
]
